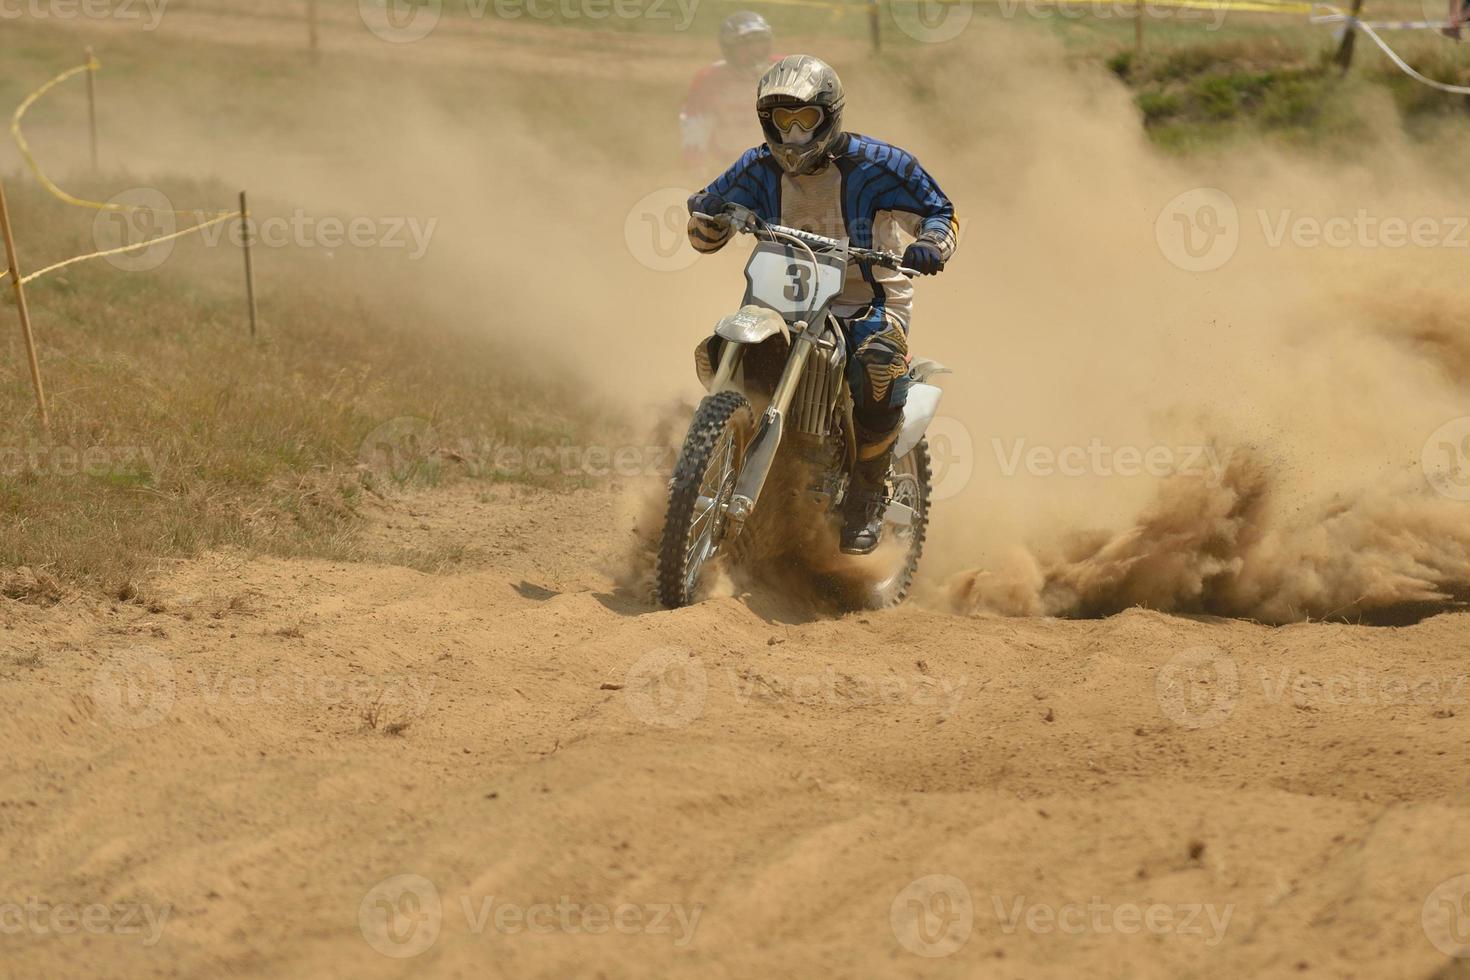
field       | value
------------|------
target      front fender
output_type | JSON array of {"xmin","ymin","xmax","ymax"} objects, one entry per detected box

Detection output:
[{"xmin": 715, "ymin": 305, "xmax": 790, "ymax": 346}]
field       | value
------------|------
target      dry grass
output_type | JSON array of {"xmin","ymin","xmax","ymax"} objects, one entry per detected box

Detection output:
[{"xmin": 0, "ymin": 175, "xmax": 606, "ymax": 593}]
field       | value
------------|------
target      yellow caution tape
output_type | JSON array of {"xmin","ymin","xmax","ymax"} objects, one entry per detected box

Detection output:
[
  {"xmin": 725, "ymin": 0, "xmax": 1311, "ymax": 12},
  {"xmin": 2, "ymin": 59, "xmax": 245, "ymax": 287},
  {"xmin": 0, "ymin": 211, "xmax": 240, "ymax": 286},
  {"xmin": 10, "ymin": 58, "xmax": 233, "ymax": 219}
]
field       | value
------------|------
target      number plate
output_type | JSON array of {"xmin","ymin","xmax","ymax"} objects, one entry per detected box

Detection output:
[{"xmin": 743, "ymin": 242, "xmax": 845, "ymax": 318}]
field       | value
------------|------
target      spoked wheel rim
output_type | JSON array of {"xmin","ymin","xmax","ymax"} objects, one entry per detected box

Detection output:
[
  {"xmin": 868, "ymin": 448, "xmax": 927, "ymax": 602},
  {"xmin": 683, "ymin": 424, "xmax": 740, "ymax": 598},
  {"xmin": 657, "ymin": 390, "xmax": 755, "ymax": 610}
]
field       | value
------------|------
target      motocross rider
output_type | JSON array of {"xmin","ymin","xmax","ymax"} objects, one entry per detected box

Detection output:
[
  {"xmin": 680, "ymin": 12, "xmax": 781, "ymax": 175},
  {"xmin": 686, "ymin": 55, "xmax": 958, "ymax": 555}
]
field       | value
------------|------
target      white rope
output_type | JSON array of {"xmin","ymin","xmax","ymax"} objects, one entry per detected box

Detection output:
[
  {"xmin": 1313, "ymin": 13, "xmax": 1455, "ymax": 28},
  {"xmin": 1315, "ymin": 3, "xmax": 1470, "ymax": 95}
]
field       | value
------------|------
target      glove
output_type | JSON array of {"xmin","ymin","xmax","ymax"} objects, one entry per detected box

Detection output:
[
  {"xmin": 688, "ymin": 192, "xmax": 728, "ymax": 221},
  {"xmin": 902, "ymin": 240, "xmax": 946, "ymax": 276},
  {"xmin": 687, "ymin": 192, "xmax": 733, "ymax": 254}
]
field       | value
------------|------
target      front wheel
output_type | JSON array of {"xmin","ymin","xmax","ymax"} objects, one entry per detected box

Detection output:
[{"xmin": 656, "ymin": 390, "xmax": 755, "ymax": 609}]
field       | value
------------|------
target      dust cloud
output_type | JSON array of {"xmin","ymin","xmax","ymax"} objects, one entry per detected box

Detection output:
[
  {"xmin": 890, "ymin": 32, "xmax": 1470, "ymax": 624},
  {"xmin": 13, "ymin": 19, "xmax": 1470, "ymax": 622}
]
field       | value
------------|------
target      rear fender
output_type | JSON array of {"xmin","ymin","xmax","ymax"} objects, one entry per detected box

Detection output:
[
  {"xmin": 908, "ymin": 357, "xmax": 952, "ymax": 383},
  {"xmin": 894, "ymin": 382, "xmax": 943, "ymax": 460}
]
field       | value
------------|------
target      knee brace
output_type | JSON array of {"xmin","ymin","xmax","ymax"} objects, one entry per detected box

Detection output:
[{"xmin": 848, "ymin": 322, "xmax": 910, "ymax": 436}]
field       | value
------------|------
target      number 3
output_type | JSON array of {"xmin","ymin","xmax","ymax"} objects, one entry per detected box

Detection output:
[{"xmin": 784, "ymin": 263, "xmax": 811, "ymax": 303}]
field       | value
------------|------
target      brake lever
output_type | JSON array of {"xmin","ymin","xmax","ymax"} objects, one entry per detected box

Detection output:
[
  {"xmin": 689, "ymin": 204, "xmax": 755, "ymax": 236},
  {"xmin": 856, "ymin": 249, "xmax": 920, "ymax": 278},
  {"xmin": 724, "ymin": 204, "xmax": 757, "ymax": 233}
]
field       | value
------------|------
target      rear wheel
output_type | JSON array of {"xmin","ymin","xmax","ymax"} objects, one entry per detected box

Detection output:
[{"xmin": 656, "ymin": 391, "xmax": 755, "ymax": 609}]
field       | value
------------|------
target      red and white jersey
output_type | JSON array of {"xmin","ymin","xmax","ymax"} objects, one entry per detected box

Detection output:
[{"xmin": 679, "ymin": 56, "xmax": 781, "ymax": 175}]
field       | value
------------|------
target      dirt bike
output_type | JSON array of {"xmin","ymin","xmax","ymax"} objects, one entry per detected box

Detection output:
[{"xmin": 655, "ymin": 202, "xmax": 951, "ymax": 610}]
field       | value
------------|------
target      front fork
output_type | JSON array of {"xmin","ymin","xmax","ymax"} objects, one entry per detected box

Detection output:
[{"xmin": 717, "ymin": 319, "xmax": 820, "ymax": 537}]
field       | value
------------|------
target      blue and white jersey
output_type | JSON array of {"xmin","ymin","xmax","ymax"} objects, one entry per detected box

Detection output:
[{"xmin": 694, "ymin": 134, "xmax": 958, "ymax": 321}]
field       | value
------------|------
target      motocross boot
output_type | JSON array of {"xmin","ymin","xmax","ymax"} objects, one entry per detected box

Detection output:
[{"xmin": 840, "ymin": 431, "xmax": 898, "ymax": 555}]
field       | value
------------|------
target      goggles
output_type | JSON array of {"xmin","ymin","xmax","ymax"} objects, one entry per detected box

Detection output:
[{"xmin": 766, "ymin": 105, "xmax": 825, "ymax": 135}]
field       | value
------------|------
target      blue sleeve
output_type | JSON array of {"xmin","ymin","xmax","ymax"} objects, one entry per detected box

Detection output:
[
  {"xmin": 868, "ymin": 149, "xmax": 959, "ymax": 259},
  {"xmin": 912, "ymin": 170, "xmax": 958, "ymax": 255},
  {"xmin": 691, "ymin": 147, "xmax": 780, "ymax": 222}
]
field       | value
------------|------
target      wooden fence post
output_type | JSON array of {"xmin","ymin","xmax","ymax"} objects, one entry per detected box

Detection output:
[
  {"xmin": 85, "ymin": 47, "xmax": 99, "ymax": 172},
  {"xmin": 1335, "ymin": 0, "xmax": 1366, "ymax": 70},
  {"xmin": 1135, "ymin": 0, "xmax": 1145, "ymax": 62},
  {"xmin": 308, "ymin": 0, "xmax": 321, "ymax": 61},
  {"xmin": 239, "ymin": 191, "xmax": 258, "ymax": 338},
  {"xmin": 0, "ymin": 177, "xmax": 50, "ymax": 431}
]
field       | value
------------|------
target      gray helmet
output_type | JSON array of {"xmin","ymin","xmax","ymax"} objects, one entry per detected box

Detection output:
[
  {"xmin": 756, "ymin": 55, "xmax": 845, "ymax": 176},
  {"xmin": 718, "ymin": 11, "xmax": 772, "ymax": 67}
]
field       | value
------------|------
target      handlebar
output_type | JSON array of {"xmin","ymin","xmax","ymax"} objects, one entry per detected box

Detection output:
[{"xmin": 694, "ymin": 202, "xmax": 917, "ymax": 278}]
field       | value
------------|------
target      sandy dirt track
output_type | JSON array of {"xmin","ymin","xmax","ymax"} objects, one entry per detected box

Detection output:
[
  {"xmin": 9, "ymin": 0, "xmax": 1470, "ymax": 973},
  {"xmin": 2, "ymin": 483, "xmax": 1469, "ymax": 978}
]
